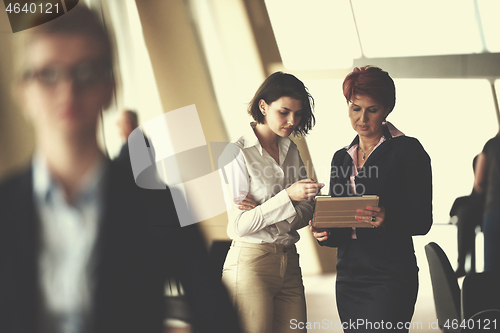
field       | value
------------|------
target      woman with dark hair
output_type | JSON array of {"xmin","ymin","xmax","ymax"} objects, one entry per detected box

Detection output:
[
  {"xmin": 311, "ymin": 66, "xmax": 432, "ymax": 332},
  {"xmin": 221, "ymin": 72, "xmax": 323, "ymax": 333}
]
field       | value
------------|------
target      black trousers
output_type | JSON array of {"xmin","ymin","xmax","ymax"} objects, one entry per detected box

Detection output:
[
  {"xmin": 450, "ymin": 195, "xmax": 483, "ymax": 273},
  {"xmin": 336, "ymin": 240, "xmax": 418, "ymax": 333}
]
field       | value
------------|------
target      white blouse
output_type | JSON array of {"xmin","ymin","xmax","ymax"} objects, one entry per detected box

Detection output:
[{"xmin": 220, "ymin": 123, "xmax": 315, "ymax": 246}]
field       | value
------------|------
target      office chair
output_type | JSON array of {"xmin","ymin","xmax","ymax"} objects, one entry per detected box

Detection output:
[
  {"xmin": 461, "ymin": 272, "xmax": 500, "ymax": 321},
  {"xmin": 425, "ymin": 242, "xmax": 461, "ymax": 333},
  {"xmin": 459, "ymin": 309, "xmax": 500, "ymax": 332}
]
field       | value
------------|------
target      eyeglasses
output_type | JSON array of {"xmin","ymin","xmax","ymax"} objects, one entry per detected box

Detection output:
[{"xmin": 23, "ymin": 62, "xmax": 112, "ymax": 88}]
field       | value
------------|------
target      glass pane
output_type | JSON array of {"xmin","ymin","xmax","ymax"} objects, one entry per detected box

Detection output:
[
  {"xmin": 352, "ymin": 0, "xmax": 483, "ymax": 57},
  {"xmin": 302, "ymin": 79, "xmax": 350, "ymax": 192},
  {"xmin": 265, "ymin": 0, "xmax": 361, "ymax": 70},
  {"xmin": 478, "ymin": 0, "xmax": 500, "ymax": 52},
  {"xmin": 103, "ymin": 0, "xmax": 165, "ymax": 156},
  {"xmin": 389, "ymin": 79, "xmax": 496, "ymax": 224},
  {"xmin": 189, "ymin": 0, "xmax": 266, "ymax": 142}
]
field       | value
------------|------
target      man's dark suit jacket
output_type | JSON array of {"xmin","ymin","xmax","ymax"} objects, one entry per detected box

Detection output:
[{"xmin": 0, "ymin": 159, "xmax": 240, "ymax": 333}]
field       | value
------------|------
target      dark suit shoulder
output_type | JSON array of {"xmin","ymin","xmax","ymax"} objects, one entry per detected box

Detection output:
[
  {"xmin": 0, "ymin": 167, "xmax": 33, "ymax": 218},
  {"xmin": 385, "ymin": 136, "xmax": 431, "ymax": 167},
  {"xmin": 331, "ymin": 147, "xmax": 349, "ymax": 166},
  {"xmin": 482, "ymin": 135, "xmax": 500, "ymax": 154},
  {"xmin": 0, "ymin": 166, "xmax": 31, "ymax": 195},
  {"xmin": 333, "ymin": 147, "xmax": 348, "ymax": 156},
  {"xmin": 390, "ymin": 135, "xmax": 427, "ymax": 152}
]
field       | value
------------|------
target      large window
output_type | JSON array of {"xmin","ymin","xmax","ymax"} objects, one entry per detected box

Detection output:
[
  {"xmin": 266, "ymin": 0, "xmax": 500, "ymax": 70},
  {"xmin": 352, "ymin": 0, "xmax": 483, "ymax": 58},
  {"xmin": 477, "ymin": 0, "xmax": 500, "ymax": 52},
  {"xmin": 265, "ymin": 0, "xmax": 360, "ymax": 69},
  {"xmin": 86, "ymin": 0, "xmax": 165, "ymax": 157},
  {"xmin": 188, "ymin": 0, "xmax": 266, "ymax": 142}
]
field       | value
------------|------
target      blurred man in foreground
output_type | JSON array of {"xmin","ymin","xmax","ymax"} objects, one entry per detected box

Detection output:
[{"xmin": 0, "ymin": 4, "xmax": 239, "ymax": 333}]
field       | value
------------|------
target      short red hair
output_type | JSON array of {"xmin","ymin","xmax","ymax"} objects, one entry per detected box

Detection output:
[{"xmin": 342, "ymin": 66, "xmax": 396, "ymax": 113}]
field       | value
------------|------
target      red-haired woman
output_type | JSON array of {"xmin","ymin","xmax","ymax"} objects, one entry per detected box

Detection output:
[{"xmin": 311, "ymin": 66, "xmax": 432, "ymax": 332}]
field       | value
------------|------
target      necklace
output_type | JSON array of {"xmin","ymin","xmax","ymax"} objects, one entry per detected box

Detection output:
[
  {"xmin": 358, "ymin": 145, "xmax": 375, "ymax": 161},
  {"xmin": 358, "ymin": 146, "xmax": 367, "ymax": 161}
]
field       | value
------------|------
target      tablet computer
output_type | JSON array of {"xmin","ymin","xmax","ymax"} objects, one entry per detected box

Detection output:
[{"xmin": 312, "ymin": 195, "xmax": 379, "ymax": 228}]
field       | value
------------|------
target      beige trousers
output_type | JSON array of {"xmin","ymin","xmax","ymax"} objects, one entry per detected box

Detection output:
[{"xmin": 222, "ymin": 241, "xmax": 307, "ymax": 333}]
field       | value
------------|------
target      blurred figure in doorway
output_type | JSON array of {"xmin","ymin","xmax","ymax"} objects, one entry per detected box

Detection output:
[{"xmin": 116, "ymin": 109, "xmax": 139, "ymax": 160}]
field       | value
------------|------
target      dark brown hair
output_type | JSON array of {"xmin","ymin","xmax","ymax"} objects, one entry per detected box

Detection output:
[{"xmin": 248, "ymin": 72, "xmax": 315, "ymax": 136}]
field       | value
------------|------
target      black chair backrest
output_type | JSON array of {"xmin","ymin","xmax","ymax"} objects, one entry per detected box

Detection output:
[
  {"xmin": 462, "ymin": 272, "xmax": 500, "ymax": 321},
  {"xmin": 459, "ymin": 309, "xmax": 500, "ymax": 332},
  {"xmin": 425, "ymin": 242, "xmax": 461, "ymax": 330}
]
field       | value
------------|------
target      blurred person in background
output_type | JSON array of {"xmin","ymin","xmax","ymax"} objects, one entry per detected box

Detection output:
[
  {"xmin": 117, "ymin": 109, "xmax": 139, "ymax": 141},
  {"xmin": 0, "ymin": 4, "xmax": 239, "ymax": 333},
  {"xmin": 474, "ymin": 132, "xmax": 500, "ymax": 272},
  {"xmin": 450, "ymin": 155, "xmax": 484, "ymax": 277},
  {"xmin": 311, "ymin": 66, "xmax": 432, "ymax": 333},
  {"xmin": 116, "ymin": 109, "xmax": 139, "ymax": 160}
]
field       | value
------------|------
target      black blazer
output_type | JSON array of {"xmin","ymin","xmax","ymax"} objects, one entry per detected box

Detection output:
[
  {"xmin": 320, "ymin": 128, "xmax": 433, "ymax": 272},
  {"xmin": 0, "ymin": 159, "xmax": 240, "ymax": 333}
]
